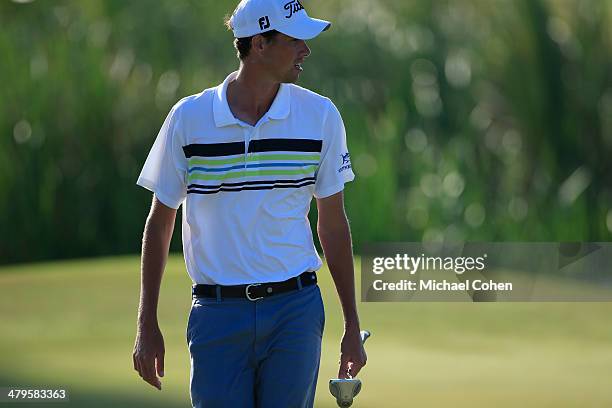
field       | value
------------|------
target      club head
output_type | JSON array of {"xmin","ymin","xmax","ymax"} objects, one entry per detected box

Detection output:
[{"xmin": 329, "ymin": 378, "xmax": 362, "ymax": 407}]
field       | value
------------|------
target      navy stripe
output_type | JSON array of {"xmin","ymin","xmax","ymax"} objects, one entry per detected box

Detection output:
[
  {"xmin": 183, "ymin": 139, "xmax": 323, "ymax": 158},
  {"xmin": 183, "ymin": 142, "xmax": 243, "ymax": 158},
  {"xmin": 248, "ymin": 138, "xmax": 322, "ymax": 153},
  {"xmin": 187, "ymin": 176, "xmax": 315, "ymax": 190},
  {"xmin": 187, "ymin": 180, "xmax": 315, "ymax": 195}
]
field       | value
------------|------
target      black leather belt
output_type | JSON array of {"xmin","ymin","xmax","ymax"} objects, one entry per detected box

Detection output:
[{"xmin": 192, "ymin": 271, "xmax": 318, "ymax": 301}]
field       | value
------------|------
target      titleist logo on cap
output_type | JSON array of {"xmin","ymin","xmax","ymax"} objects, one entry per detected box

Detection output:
[{"xmin": 283, "ymin": 0, "xmax": 304, "ymax": 19}]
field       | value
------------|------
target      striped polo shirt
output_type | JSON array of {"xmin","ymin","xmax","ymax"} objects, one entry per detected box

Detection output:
[{"xmin": 137, "ymin": 72, "xmax": 354, "ymax": 285}]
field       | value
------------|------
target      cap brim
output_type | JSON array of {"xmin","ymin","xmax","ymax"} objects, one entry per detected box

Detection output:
[{"xmin": 277, "ymin": 17, "xmax": 331, "ymax": 40}]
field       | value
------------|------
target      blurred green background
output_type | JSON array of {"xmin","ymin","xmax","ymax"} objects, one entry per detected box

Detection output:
[
  {"xmin": 1, "ymin": 0, "xmax": 612, "ymax": 406},
  {"xmin": 1, "ymin": 0, "xmax": 611, "ymax": 263}
]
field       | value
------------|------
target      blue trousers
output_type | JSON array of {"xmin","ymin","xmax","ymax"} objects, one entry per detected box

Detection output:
[{"xmin": 187, "ymin": 282, "xmax": 325, "ymax": 408}]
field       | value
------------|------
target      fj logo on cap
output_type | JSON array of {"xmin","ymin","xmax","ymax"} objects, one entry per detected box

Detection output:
[
  {"xmin": 258, "ymin": 15, "xmax": 270, "ymax": 30},
  {"xmin": 283, "ymin": 0, "xmax": 304, "ymax": 19}
]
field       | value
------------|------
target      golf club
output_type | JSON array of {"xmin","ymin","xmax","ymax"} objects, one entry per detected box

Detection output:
[{"xmin": 329, "ymin": 330, "xmax": 371, "ymax": 407}]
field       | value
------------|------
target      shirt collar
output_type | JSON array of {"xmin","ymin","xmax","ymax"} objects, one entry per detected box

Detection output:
[{"xmin": 213, "ymin": 71, "xmax": 291, "ymax": 127}]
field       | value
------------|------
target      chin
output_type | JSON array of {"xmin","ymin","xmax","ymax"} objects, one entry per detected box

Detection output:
[{"xmin": 282, "ymin": 73, "xmax": 300, "ymax": 84}]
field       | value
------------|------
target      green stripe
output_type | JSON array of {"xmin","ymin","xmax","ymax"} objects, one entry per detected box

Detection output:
[
  {"xmin": 188, "ymin": 165, "xmax": 318, "ymax": 182},
  {"xmin": 189, "ymin": 154, "xmax": 320, "ymax": 166}
]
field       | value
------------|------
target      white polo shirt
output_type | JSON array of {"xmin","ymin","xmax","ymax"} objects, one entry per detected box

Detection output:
[{"xmin": 137, "ymin": 72, "xmax": 354, "ymax": 284}]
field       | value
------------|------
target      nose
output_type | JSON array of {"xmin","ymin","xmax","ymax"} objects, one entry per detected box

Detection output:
[{"xmin": 300, "ymin": 40, "xmax": 311, "ymax": 59}]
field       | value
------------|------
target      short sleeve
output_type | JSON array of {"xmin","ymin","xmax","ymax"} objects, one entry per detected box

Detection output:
[
  {"xmin": 136, "ymin": 104, "xmax": 188, "ymax": 209},
  {"xmin": 314, "ymin": 100, "xmax": 355, "ymax": 199}
]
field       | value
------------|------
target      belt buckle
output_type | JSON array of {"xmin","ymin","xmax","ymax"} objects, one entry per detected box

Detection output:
[{"xmin": 245, "ymin": 283, "xmax": 263, "ymax": 301}]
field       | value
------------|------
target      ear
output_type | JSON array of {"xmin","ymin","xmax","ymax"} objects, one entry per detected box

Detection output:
[{"xmin": 251, "ymin": 34, "xmax": 267, "ymax": 57}]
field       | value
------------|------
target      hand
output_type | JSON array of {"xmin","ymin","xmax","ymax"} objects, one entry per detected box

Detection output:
[
  {"xmin": 133, "ymin": 322, "xmax": 165, "ymax": 390},
  {"xmin": 337, "ymin": 326, "xmax": 367, "ymax": 379}
]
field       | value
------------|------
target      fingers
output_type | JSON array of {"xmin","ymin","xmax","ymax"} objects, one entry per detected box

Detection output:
[
  {"xmin": 349, "ymin": 359, "xmax": 365, "ymax": 378},
  {"xmin": 338, "ymin": 349, "xmax": 367, "ymax": 379},
  {"xmin": 337, "ymin": 356, "xmax": 351, "ymax": 379},
  {"xmin": 133, "ymin": 351, "xmax": 162, "ymax": 390},
  {"xmin": 156, "ymin": 352, "xmax": 165, "ymax": 378},
  {"xmin": 142, "ymin": 355, "xmax": 162, "ymax": 390},
  {"xmin": 350, "ymin": 348, "xmax": 367, "ymax": 377},
  {"xmin": 133, "ymin": 327, "xmax": 165, "ymax": 391}
]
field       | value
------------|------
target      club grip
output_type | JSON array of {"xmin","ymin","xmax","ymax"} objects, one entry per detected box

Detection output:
[{"xmin": 360, "ymin": 330, "xmax": 371, "ymax": 345}]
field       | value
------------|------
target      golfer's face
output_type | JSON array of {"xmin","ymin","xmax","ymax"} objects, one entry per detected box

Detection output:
[{"xmin": 263, "ymin": 33, "xmax": 310, "ymax": 83}]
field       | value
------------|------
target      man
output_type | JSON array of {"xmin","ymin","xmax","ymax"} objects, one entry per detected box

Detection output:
[{"xmin": 132, "ymin": 0, "xmax": 366, "ymax": 406}]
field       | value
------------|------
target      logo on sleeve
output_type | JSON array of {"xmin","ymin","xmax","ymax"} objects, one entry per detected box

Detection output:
[
  {"xmin": 338, "ymin": 152, "xmax": 352, "ymax": 173},
  {"xmin": 284, "ymin": 0, "xmax": 304, "ymax": 19}
]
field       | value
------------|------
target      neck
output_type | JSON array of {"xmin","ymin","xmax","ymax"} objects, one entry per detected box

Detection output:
[{"xmin": 227, "ymin": 64, "xmax": 280, "ymax": 123}]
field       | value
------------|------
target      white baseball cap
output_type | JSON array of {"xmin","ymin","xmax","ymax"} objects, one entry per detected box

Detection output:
[{"xmin": 229, "ymin": 0, "xmax": 331, "ymax": 40}]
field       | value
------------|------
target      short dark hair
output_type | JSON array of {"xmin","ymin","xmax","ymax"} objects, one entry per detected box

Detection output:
[{"xmin": 224, "ymin": 14, "xmax": 279, "ymax": 60}]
